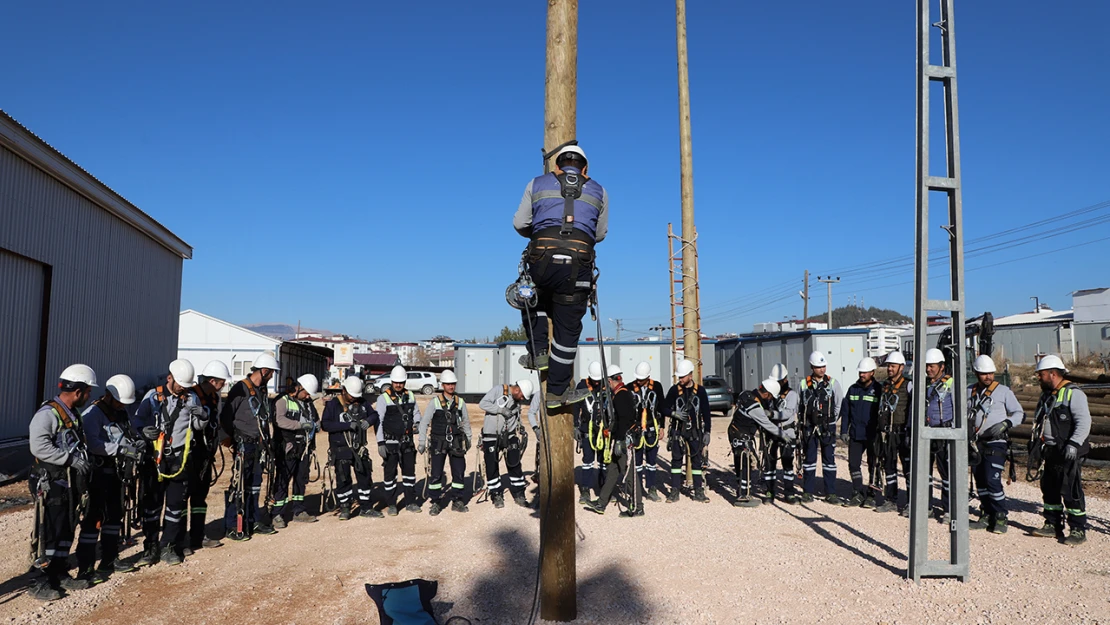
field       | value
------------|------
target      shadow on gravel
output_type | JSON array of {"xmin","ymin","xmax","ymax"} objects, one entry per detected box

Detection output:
[
  {"xmin": 0, "ymin": 569, "xmax": 38, "ymax": 606},
  {"xmin": 457, "ymin": 528, "xmax": 653, "ymax": 624},
  {"xmin": 782, "ymin": 504, "xmax": 906, "ymax": 577}
]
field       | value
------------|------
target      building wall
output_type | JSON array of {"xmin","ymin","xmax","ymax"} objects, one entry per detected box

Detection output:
[
  {"xmin": 993, "ymin": 325, "xmax": 1064, "ymax": 365},
  {"xmin": 1075, "ymin": 322, "xmax": 1110, "ymax": 360},
  {"xmin": 0, "ymin": 144, "xmax": 183, "ymax": 442},
  {"xmin": 1074, "ymin": 289, "xmax": 1110, "ymax": 323}
]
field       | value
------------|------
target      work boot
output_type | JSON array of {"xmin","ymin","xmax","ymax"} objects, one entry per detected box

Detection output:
[
  {"xmin": 429, "ymin": 502, "xmax": 443, "ymax": 516},
  {"xmin": 202, "ymin": 537, "xmax": 224, "ymax": 549},
  {"xmin": 29, "ymin": 579, "xmax": 62, "ymax": 602},
  {"xmin": 74, "ymin": 568, "xmax": 108, "ymax": 587},
  {"xmin": 842, "ymin": 493, "xmax": 866, "ymax": 508},
  {"xmin": 619, "ymin": 507, "xmax": 645, "ymax": 518},
  {"xmin": 293, "ymin": 511, "xmax": 317, "ymax": 523},
  {"xmin": 183, "ymin": 547, "xmax": 194, "ymax": 557},
  {"xmin": 691, "ymin": 488, "xmax": 709, "ymax": 503},
  {"xmin": 900, "ymin": 505, "xmax": 910, "ymax": 518},
  {"xmin": 519, "ymin": 351, "xmax": 549, "ymax": 372},
  {"xmin": 106, "ymin": 559, "xmax": 137, "ymax": 574},
  {"xmin": 578, "ymin": 486, "xmax": 591, "ymax": 505},
  {"xmin": 861, "ymin": 495, "xmax": 876, "ymax": 509},
  {"xmin": 990, "ymin": 516, "xmax": 1009, "ymax": 534},
  {"xmin": 338, "ymin": 507, "xmax": 352, "ymax": 521},
  {"xmin": 665, "ymin": 489, "xmax": 680, "ymax": 503},
  {"xmin": 783, "ymin": 493, "xmax": 800, "ymax": 505},
  {"xmin": 272, "ymin": 515, "xmax": 288, "ymax": 529},
  {"xmin": 644, "ymin": 487, "xmax": 662, "ymax": 502},
  {"xmin": 360, "ymin": 507, "xmax": 385, "ymax": 519},
  {"xmin": 583, "ymin": 501, "xmax": 605, "ymax": 515},
  {"xmin": 824, "ymin": 494, "xmax": 843, "ymax": 506},
  {"xmin": 968, "ymin": 512, "xmax": 991, "ymax": 530},
  {"xmin": 57, "ymin": 571, "xmax": 92, "ymax": 592},
  {"xmin": 513, "ymin": 492, "xmax": 530, "ymax": 508},
  {"xmin": 253, "ymin": 522, "xmax": 277, "ymax": 535},
  {"xmin": 386, "ymin": 505, "xmax": 399, "ymax": 517},
  {"xmin": 135, "ymin": 547, "xmax": 160, "ymax": 567},
  {"xmin": 874, "ymin": 501, "xmax": 897, "ymax": 514},
  {"xmin": 405, "ymin": 503, "xmax": 423, "ymax": 514},
  {"xmin": 758, "ymin": 488, "xmax": 774, "ymax": 503},
  {"xmin": 225, "ymin": 529, "xmax": 250, "ymax": 542},
  {"xmin": 1031, "ymin": 521, "xmax": 1062, "ymax": 538},
  {"xmin": 451, "ymin": 500, "xmax": 469, "ymax": 513},
  {"xmin": 800, "ymin": 492, "xmax": 815, "ymax": 504},
  {"xmin": 492, "ymin": 493, "xmax": 505, "ymax": 509},
  {"xmin": 160, "ymin": 546, "xmax": 183, "ymax": 566},
  {"xmin": 546, "ymin": 388, "xmax": 591, "ymax": 409},
  {"xmin": 1064, "ymin": 529, "xmax": 1087, "ymax": 546},
  {"xmin": 733, "ymin": 498, "xmax": 761, "ymax": 508}
]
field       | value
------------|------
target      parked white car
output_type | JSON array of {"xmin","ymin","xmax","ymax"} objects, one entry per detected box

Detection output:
[{"xmin": 372, "ymin": 371, "xmax": 439, "ymax": 395}]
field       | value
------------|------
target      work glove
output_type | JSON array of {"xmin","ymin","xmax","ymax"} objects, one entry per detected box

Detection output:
[
  {"xmin": 357, "ymin": 420, "xmax": 371, "ymax": 431},
  {"xmin": 573, "ymin": 429, "xmax": 582, "ymax": 443},
  {"xmin": 117, "ymin": 439, "xmax": 141, "ymax": 461},
  {"xmin": 299, "ymin": 418, "xmax": 315, "ymax": 432},
  {"xmin": 378, "ymin": 443, "xmax": 388, "ymax": 459},
  {"xmin": 418, "ymin": 443, "xmax": 426, "ymax": 455},
  {"xmin": 672, "ymin": 410, "xmax": 690, "ymax": 423},
  {"xmin": 187, "ymin": 406, "xmax": 207, "ymax": 430},
  {"xmin": 839, "ymin": 432, "xmax": 850, "ymax": 444},
  {"xmin": 68, "ymin": 453, "xmax": 90, "ymax": 476},
  {"xmin": 702, "ymin": 432, "xmax": 711, "ymax": 446},
  {"xmin": 141, "ymin": 426, "xmax": 161, "ymax": 441},
  {"xmin": 533, "ymin": 425, "xmax": 540, "ymax": 438},
  {"xmin": 1064, "ymin": 443, "xmax": 1078, "ymax": 462},
  {"xmin": 979, "ymin": 420, "xmax": 1011, "ymax": 441},
  {"xmin": 781, "ymin": 428, "xmax": 797, "ymax": 445}
]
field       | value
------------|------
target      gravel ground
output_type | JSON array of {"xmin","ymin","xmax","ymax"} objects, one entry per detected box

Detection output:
[{"xmin": 0, "ymin": 400, "xmax": 1107, "ymax": 624}]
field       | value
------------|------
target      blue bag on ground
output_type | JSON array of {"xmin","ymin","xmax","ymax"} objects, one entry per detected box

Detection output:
[{"xmin": 365, "ymin": 578, "xmax": 438, "ymax": 625}]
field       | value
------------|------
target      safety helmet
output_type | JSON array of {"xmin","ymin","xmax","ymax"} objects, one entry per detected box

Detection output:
[
  {"xmin": 857, "ymin": 357, "xmax": 877, "ymax": 373},
  {"xmin": 297, "ymin": 374, "xmax": 320, "ymax": 396},
  {"xmin": 342, "ymin": 376, "xmax": 364, "ymax": 397},
  {"xmin": 515, "ymin": 379, "xmax": 535, "ymax": 400},
  {"xmin": 809, "ymin": 352, "xmax": 828, "ymax": 368},
  {"xmin": 587, "ymin": 361, "xmax": 604, "ymax": 382},
  {"xmin": 555, "ymin": 145, "xmax": 587, "ymax": 166},
  {"xmin": 769, "ymin": 363, "xmax": 788, "ymax": 381},
  {"xmin": 389, "ymin": 365, "xmax": 407, "ymax": 383},
  {"xmin": 634, "ymin": 362, "xmax": 652, "ymax": 380},
  {"xmin": 169, "ymin": 359, "xmax": 197, "ymax": 388},
  {"xmin": 972, "ymin": 355, "xmax": 996, "ymax": 374},
  {"xmin": 201, "ymin": 360, "xmax": 231, "ymax": 381},
  {"xmin": 761, "ymin": 379, "xmax": 781, "ymax": 398},
  {"xmin": 1035, "ymin": 354, "xmax": 1067, "ymax": 373},
  {"xmin": 105, "ymin": 374, "xmax": 136, "ymax": 405},
  {"xmin": 924, "ymin": 348, "xmax": 946, "ymax": 365},
  {"xmin": 252, "ymin": 353, "xmax": 281, "ymax": 372},
  {"xmin": 59, "ymin": 364, "xmax": 97, "ymax": 389},
  {"xmin": 441, "ymin": 370, "xmax": 458, "ymax": 384},
  {"xmin": 606, "ymin": 364, "xmax": 623, "ymax": 378},
  {"xmin": 885, "ymin": 351, "xmax": 906, "ymax": 366},
  {"xmin": 676, "ymin": 359, "xmax": 696, "ymax": 378}
]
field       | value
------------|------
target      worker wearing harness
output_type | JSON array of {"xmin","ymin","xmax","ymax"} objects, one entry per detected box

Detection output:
[
  {"xmin": 760, "ymin": 363, "xmax": 800, "ymax": 504},
  {"xmin": 877, "ymin": 351, "xmax": 913, "ymax": 516},
  {"xmin": 630, "ymin": 361, "xmax": 666, "ymax": 502},
  {"xmin": 185, "ymin": 360, "xmax": 230, "ymax": 554},
  {"xmin": 321, "ymin": 377, "xmax": 381, "ymax": 520},
  {"xmin": 513, "ymin": 144, "xmax": 609, "ymax": 409},
  {"xmin": 584, "ymin": 365, "xmax": 643, "ymax": 517},
  {"xmin": 731, "ymin": 379, "xmax": 796, "ymax": 507},
  {"xmin": 799, "ymin": 352, "xmax": 844, "ymax": 504},
  {"xmin": 574, "ymin": 362, "xmax": 606, "ymax": 504},
  {"xmin": 1030, "ymin": 355, "xmax": 1091, "ymax": 546},
  {"xmin": 478, "ymin": 380, "xmax": 540, "ymax": 508},
  {"xmin": 839, "ymin": 358, "xmax": 882, "ymax": 509},
  {"xmin": 663, "ymin": 359, "xmax": 712, "ymax": 503},
  {"xmin": 376, "ymin": 365, "xmax": 422, "ymax": 516},
  {"xmin": 922, "ymin": 348, "xmax": 955, "ymax": 521},
  {"xmin": 418, "ymin": 369, "xmax": 473, "ymax": 516},
  {"xmin": 271, "ymin": 374, "xmax": 321, "ymax": 527},
  {"xmin": 966, "ymin": 355, "xmax": 1024, "ymax": 534},
  {"xmin": 220, "ymin": 354, "xmax": 281, "ymax": 540},
  {"xmin": 27, "ymin": 364, "xmax": 95, "ymax": 602}
]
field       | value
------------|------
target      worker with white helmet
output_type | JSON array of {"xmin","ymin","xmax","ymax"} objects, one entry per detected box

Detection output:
[
  {"xmin": 583, "ymin": 364, "xmax": 644, "ymax": 516},
  {"xmin": 513, "ymin": 143, "xmax": 609, "ymax": 409},
  {"xmin": 728, "ymin": 378, "xmax": 795, "ymax": 507},
  {"xmin": 418, "ymin": 370, "xmax": 473, "ymax": 516},
  {"xmin": 26, "ymin": 364, "xmax": 96, "ymax": 600},
  {"xmin": 375, "ymin": 365, "xmax": 422, "ymax": 516},
  {"xmin": 271, "ymin": 374, "xmax": 321, "ymax": 527},
  {"xmin": 759, "ymin": 364, "xmax": 800, "ymax": 504},
  {"xmin": 184, "ymin": 360, "xmax": 231, "ymax": 554},
  {"xmin": 838, "ymin": 357, "xmax": 883, "ymax": 509},
  {"xmin": 922, "ymin": 347, "xmax": 955, "ymax": 521},
  {"xmin": 321, "ymin": 376, "xmax": 381, "ymax": 520},
  {"xmin": 478, "ymin": 379, "xmax": 541, "ymax": 508},
  {"xmin": 663, "ymin": 359, "xmax": 712, "ymax": 503},
  {"xmin": 74, "ymin": 374, "xmax": 142, "ymax": 584},
  {"xmin": 799, "ymin": 351, "xmax": 845, "ymax": 504},
  {"xmin": 573, "ymin": 362, "xmax": 607, "ymax": 503},
  {"xmin": 133, "ymin": 359, "xmax": 207, "ymax": 567},
  {"xmin": 1030, "ymin": 355, "xmax": 1091, "ymax": 546},
  {"xmin": 219, "ymin": 353, "xmax": 281, "ymax": 540},
  {"xmin": 629, "ymin": 361, "xmax": 667, "ymax": 502},
  {"xmin": 966, "ymin": 355, "xmax": 1024, "ymax": 534},
  {"xmin": 876, "ymin": 351, "xmax": 913, "ymax": 515}
]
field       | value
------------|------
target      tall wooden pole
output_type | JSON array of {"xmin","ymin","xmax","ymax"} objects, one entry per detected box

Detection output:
[
  {"xmin": 803, "ymin": 270, "xmax": 809, "ymax": 330},
  {"xmin": 676, "ymin": 0, "xmax": 700, "ymax": 379},
  {"xmin": 540, "ymin": 0, "xmax": 577, "ymax": 621}
]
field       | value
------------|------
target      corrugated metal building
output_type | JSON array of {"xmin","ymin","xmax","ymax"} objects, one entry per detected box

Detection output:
[
  {"xmin": 715, "ymin": 329, "xmax": 869, "ymax": 395},
  {"xmin": 0, "ymin": 111, "xmax": 191, "ymax": 469},
  {"xmin": 990, "ymin": 308, "xmax": 1075, "ymax": 365},
  {"xmin": 1073, "ymin": 288, "xmax": 1110, "ymax": 360}
]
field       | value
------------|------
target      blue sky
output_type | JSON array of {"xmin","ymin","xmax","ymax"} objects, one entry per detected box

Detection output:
[{"xmin": 4, "ymin": 1, "xmax": 1107, "ymax": 341}]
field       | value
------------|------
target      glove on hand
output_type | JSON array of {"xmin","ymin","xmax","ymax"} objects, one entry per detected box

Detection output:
[
  {"xmin": 418, "ymin": 444, "xmax": 426, "ymax": 455},
  {"xmin": 980, "ymin": 420, "xmax": 1011, "ymax": 441},
  {"xmin": 358, "ymin": 420, "xmax": 372, "ymax": 431},
  {"xmin": 378, "ymin": 443, "xmax": 388, "ymax": 459},
  {"xmin": 1064, "ymin": 444, "xmax": 1078, "ymax": 462},
  {"xmin": 573, "ymin": 429, "xmax": 582, "ymax": 443},
  {"xmin": 300, "ymin": 418, "xmax": 315, "ymax": 432},
  {"xmin": 142, "ymin": 426, "xmax": 161, "ymax": 441},
  {"xmin": 839, "ymin": 432, "xmax": 850, "ymax": 444},
  {"xmin": 69, "ymin": 453, "xmax": 90, "ymax": 475},
  {"xmin": 781, "ymin": 428, "xmax": 797, "ymax": 444},
  {"xmin": 702, "ymin": 432, "xmax": 711, "ymax": 446},
  {"xmin": 118, "ymin": 440, "xmax": 141, "ymax": 460}
]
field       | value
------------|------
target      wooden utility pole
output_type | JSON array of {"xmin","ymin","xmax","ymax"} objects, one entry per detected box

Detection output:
[
  {"xmin": 802, "ymin": 271, "xmax": 809, "ymax": 330},
  {"xmin": 676, "ymin": 0, "xmax": 701, "ymax": 379},
  {"xmin": 539, "ymin": 0, "xmax": 577, "ymax": 621}
]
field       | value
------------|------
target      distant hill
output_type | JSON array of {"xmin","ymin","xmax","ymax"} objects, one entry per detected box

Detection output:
[
  {"xmin": 810, "ymin": 306, "xmax": 911, "ymax": 329},
  {"xmin": 243, "ymin": 323, "xmax": 331, "ymax": 341}
]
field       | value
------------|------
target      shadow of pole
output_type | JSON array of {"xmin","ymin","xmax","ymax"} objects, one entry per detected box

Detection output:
[{"xmin": 779, "ymin": 504, "xmax": 906, "ymax": 577}]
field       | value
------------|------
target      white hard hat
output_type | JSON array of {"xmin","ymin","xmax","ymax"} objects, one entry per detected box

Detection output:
[
  {"xmin": 59, "ymin": 364, "xmax": 97, "ymax": 388},
  {"xmin": 105, "ymin": 374, "xmax": 136, "ymax": 405},
  {"xmin": 252, "ymin": 353, "xmax": 281, "ymax": 372},
  {"xmin": 634, "ymin": 362, "xmax": 652, "ymax": 380},
  {"xmin": 885, "ymin": 351, "xmax": 906, "ymax": 366},
  {"xmin": 809, "ymin": 352, "xmax": 828, "ymax": 367},
  {"xmin": 676, "ymin": 359, "xmax": 696, "ymax": 378},
  {"xmin": 587, "ymin": 361, "xmax": 604, "ymax": 382},
  {"xmin": 924, "ymin": 348, "xmax": 946, "ymax": 365},
  {"xmin": 555, "ymin": 144, "xmax": 587, "ymax": 164},
  {"xmin": 769, "ymin": 363, "xmax": 788, "ymax": 381},
  {"xmin": 390, "ymin": 365, "xmax": 407, "ymax": 383},
  {"xmin": 342, "ymin": 377, "xmax": 364, "ymax": 397},
  {"xmin": 201, "ymin": 360, "xmax": 231, "ymax": 381},
  {"xmin": 297, "ymin": 374, "xmax": 320, "ymax": 396},
  {"xmin": 441, "ymin": 370, "xmax": 458, "ymax": 384},
  {"xmin": 516, "ymin": 379, "xmax": 535, "ymax": 400},
  {"xmin": 606, "ymin": 364, "xmax": 623, "ymax": 378},
  {"xmin": 761, "ymin": 379, "xmax": 781, "ymax": 397},
  {"xmin": 857, "ymin": 357, "xmax": 877, "ymax": 373},
  {"xmin": 169, "ymin": 359, "xmax": 197, "ymax": 388},
  {"xmin": 972, "ymin": 355, "xmax": 996, "ymax": 374},
  {"xmin": 1035, "ymin": 354, "xmax": 1067, "ymax": 373}
]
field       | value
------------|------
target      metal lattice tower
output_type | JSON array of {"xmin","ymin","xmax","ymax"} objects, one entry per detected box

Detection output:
[{"xmin": 908, "ymin": 0, "xmax": 970, "ymax": 582}]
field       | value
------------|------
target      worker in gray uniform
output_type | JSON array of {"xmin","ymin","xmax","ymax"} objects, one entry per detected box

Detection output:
[
  {"xmin": 1029, "ymin": 355, "xmax": 1091, "ymax": 546},
  {"xmin": 418, "ymin": 370, "xmax": 473, "ymax": 515},
  {"xmin": 966, "ymin": 355, "xmax": 1024, "ymax": 533},
  {"xmin": 376, "ymin": 365, "xmax": 421, "ymax": 516},
  {"xmin": 478, "ymin": 379, "xmax": 540, "ymax": 508},
  {"xmin": 271, "ymin": 374, "xmax": 321, "ymax": 527},
  {"xmin": 28, "ymin": 364, "xmax": 96, "ymax": 601},
  {"xmin": 760, "ymin": 364, "xmax": 800, "ymax": 504},
  {"xmin": 877, "ymin": 351, "xmax": 912, "ymax": 515},
  {"xmin": 730, "ymin": 379, "xmax": 796, "ymax": 507}
]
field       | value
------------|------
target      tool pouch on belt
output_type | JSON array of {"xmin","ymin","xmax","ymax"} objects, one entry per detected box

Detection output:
[{"xmin": 527, "ymin": 227, "xmax": 595, "ymax": 304}]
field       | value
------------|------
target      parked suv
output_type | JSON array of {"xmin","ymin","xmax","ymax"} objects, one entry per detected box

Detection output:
[
  {"xmin": 702, "ymin": 375, "xmax": 734, "ymax": 415},
  {"xmin": 373, "ymin": 371, "xmax": 439, "ymax": 395}
]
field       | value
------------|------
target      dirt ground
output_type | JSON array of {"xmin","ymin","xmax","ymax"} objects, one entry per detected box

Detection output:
[{"xmin": 1, "ymin": 396, "xmax": 1108, "ymax": 624}]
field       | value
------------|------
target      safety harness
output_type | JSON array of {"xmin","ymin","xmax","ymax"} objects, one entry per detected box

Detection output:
[
  {"xmin": 630, "ymin": 379, "xmax": 660, "ymax": 450},
  {"xmin": 525, "ymin": 170, "xmax": 597, "ymax": 305},
  {"xmin": 150, "ymin": 386, "xmax": 194, "ymax": 481},
  {"xmin": 381, "ymin": 387, "xmax": 417, "ymax": 451},
  {"xmin": 429, "ymin": 393, "xmax": 469, "ymax": 457}
]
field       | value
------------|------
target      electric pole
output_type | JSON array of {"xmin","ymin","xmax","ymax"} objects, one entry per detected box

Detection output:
[
  {"xmin": 676, "ymin": 0, "xmax": 701, "ymax": 380},
  {"xmin": 649, "ymin": 324, "xmax": 668, "ymax": 340},
  {"xmin": 610, "ymin": 318, "xmax": 623, "ymax": 341},
  {"xmin": 539, "ymin": 0, "xmax": 577, "ymax": 619},
  {"xmin": 818, "ymin": 276, "xmax": 839, "ymax": 329},
  {"xmin": 802, "ymin": 270, "xmax": 810, "ymax": 330}
]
